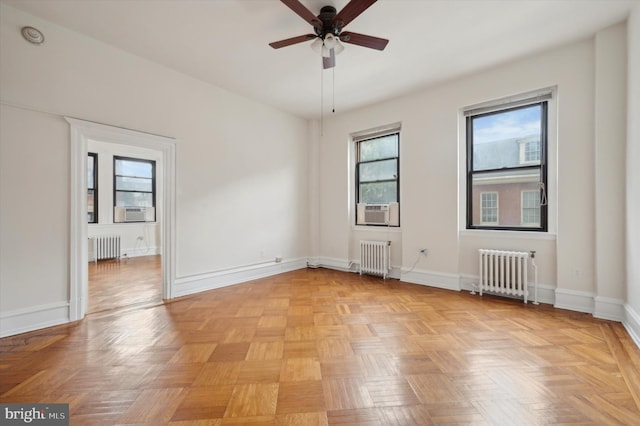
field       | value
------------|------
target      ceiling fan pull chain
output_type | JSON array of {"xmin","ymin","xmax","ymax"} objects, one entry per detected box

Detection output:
[{"xmin": 332, "ymin": 66, "xmax": 336, "ymax": 113}]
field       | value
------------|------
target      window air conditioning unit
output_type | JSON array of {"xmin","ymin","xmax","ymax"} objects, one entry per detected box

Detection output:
[
  {"xmin": 114, "ymin": 206, "xmax": 155, "ymax": 223},
  {"xmin": 356, "ymin": 202, "xmax": 399, "ymax": 226}
]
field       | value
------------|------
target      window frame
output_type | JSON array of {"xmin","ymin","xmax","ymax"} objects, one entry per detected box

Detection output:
[
  {"xmin": 354, "ymin": 131, "xmax": 400, "ymax": 227},
  {"xmin": 88, "ymin": 152, "xmax": 98, "ymax": 224},
  {"xmin": 466, "ymin": 101, "xmax": 548, "ymax": 232},
  {"xmin": 113, "ymin": 155, "xmax": 156, "ymax": 222}
]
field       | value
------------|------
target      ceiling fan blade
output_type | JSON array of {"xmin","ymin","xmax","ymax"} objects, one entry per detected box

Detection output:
[
  {"xmin": 334, "ymin": 0, "xmax": 377, "ymax": 29},
  {"xmin": 269, "ymin": 34, "xmax": 316, "ymax": 49},
  {"xmin": 280, "ymin": 0, "xmax": 322, "ymax": 27},
  {"xmin": 340, "ymin": 32, "xmax": 389, "ymax": 50},
  {"xmin": 323, "ymin": 49, "xmax": 336, "ymax": 69}
]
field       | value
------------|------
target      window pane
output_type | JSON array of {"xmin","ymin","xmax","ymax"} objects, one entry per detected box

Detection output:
[
  {"xmin": 359, "ymin": 181, "xmax": 397, "ymax": 204},
  {"xmin": 115, "ymin": 176, "xmax": 153, "ymax": 192},
  {"xmin": 359, "ymin": 134, "xmax": 398, "ymax": 161},
  {"xmin": 115, "ymin": 191, "xmax": 153, "ymax": 207},
  {"xmin": 87, "ymin": 156, "xmax": 95, "ymax": 188},
  {"xmin": 115, "ymin": 159, "xmax": 153, "ymax": 178},
  {"xmin": 472, "ymin": 105, "xmax": 541, "ymax": 171},
  {"xmin": 359, "ymin": 159, "xmax": 397, "ymax": 182},
  {"xmin": 471, "ymin": 169, "xmax": 539, "ymax": 227}
]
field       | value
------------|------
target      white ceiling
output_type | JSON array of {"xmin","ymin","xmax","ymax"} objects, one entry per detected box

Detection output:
[{"xmin": 3, "ymin": 0, "xmax": 637, "ymax": 119}]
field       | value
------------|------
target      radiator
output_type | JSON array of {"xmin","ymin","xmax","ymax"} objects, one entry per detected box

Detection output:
[
  {"xmin": 89, "ymin": 235, "xmax": 121, "ymax": 262},
  {"xmin": 360, "ymin": 240, "xmax": 391, "ymax": 279},
  {"xmin": 476, "ymin": 249, "xmax": 529, "ymax": 303}
]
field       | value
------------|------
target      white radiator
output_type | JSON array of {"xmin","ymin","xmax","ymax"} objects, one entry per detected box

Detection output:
[
  {"xmin": 360, "ymin": 240, "xmax": 391, "ymax": 279},
  {"xmin": 476, "ymin": 249, "xmax": 530, "ymax": 303},
  {"xmin": 89, "ymin": 235, "xmax": 121, "ymax": 262}
]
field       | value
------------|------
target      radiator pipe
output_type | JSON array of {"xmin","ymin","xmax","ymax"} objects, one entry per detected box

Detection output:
[{"xmin": 530, "ymin": 251, "xmax": 539, "ymax": 305}]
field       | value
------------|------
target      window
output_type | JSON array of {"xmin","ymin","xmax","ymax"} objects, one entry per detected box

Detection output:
[
  {"xmin": 466, "ymin": 95, "xmax": 548, "ymax": 231},
  {"xmin": 355, "ymin": 130, "xmax": 400, "ymax": 226},
  {"xmin": 480, "ymin": 192, "xmax": 498, "ymax": 224},
  {"xmin": 113, "ymin": 156, "xmax": 155, "ymax": 222},
  {"xmin": 521, "ymin": 190, "xmax": 540, "ymax": 226},
  {"xmin": 88, "ymin": 153, "xmax": 98, "ymax": 223},
  {"xmin": 356, "ymin": 132, "xmax": 399, "ymax": 204}
]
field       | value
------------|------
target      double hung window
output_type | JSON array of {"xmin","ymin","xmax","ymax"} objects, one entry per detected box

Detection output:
[
  {"xmin": 88, "ymin": 153, "xmax": 98, "ymax": 223},
  {"xmin": 466, "ymin": 94, "xmax": 549, "ymax": 231},
  {"xmin": 113, "ymin": 156, "xmax": 156, "ymax": 222}
]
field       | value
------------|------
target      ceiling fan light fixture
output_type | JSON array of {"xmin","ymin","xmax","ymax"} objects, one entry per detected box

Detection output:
[
  {"xmin": 310, "ymin": 37, "xmax": 323, "ymax": 53},
  {"xmin": 321, "ymin": 45, "xmax": 332, "ymax": 58},
  {"xmin": 323, "ymin": 33, "xmax": 336, "ymax": 49},
  {"xmin": 334, "ymin": 39, "xmax": 345, "ymax": 55}
]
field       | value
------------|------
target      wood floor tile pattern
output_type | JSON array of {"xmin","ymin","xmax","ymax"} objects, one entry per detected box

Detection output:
[{"xmin": 2, "ymin": 263, "xmax": 640, "ymax": 425}]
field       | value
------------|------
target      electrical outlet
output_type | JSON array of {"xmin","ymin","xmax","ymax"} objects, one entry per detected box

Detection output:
[
  {"xmin": 419, "ymin": 248, "xmax": 428, "ymax": 255},
  {"xmin": 137, "ymin": 236, "xmax": 144, "ymax": 240}
]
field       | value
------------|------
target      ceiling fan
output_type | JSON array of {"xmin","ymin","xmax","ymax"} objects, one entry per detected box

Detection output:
[{"xmin": 269, "ymin": 0, "xmax": 389, "ymax": 69}]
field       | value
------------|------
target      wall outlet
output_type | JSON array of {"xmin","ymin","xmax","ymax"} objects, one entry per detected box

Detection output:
[
  {"xmin": 137, "ymin": 236, "xmax": 144, "ymax": 240},
  {"xmin": 275, "ymin": 256, "xmax": 282, "ymax": 263},
  {"xmin": 419, "ymin": 248, "xmax": 428, "ymax": 255}
]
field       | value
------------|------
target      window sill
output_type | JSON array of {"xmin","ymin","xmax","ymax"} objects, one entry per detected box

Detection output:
[
  {"xmin": 459, "ymin": 229, "xmax": 556, "ymax": 240},
  {"xmin": 352, "ymin": 225, "xmax": 402, "ymax": 233}
]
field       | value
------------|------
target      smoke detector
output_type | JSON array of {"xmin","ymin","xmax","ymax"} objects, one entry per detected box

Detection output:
[{"xmin": 21, "ymin": 26, "xmax": 45, "ymax": 45}]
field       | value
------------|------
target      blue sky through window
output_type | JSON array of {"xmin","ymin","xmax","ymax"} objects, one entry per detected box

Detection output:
[{"xmin": 473, "ymin": 105, "xmax": 540, "ymax": 144}]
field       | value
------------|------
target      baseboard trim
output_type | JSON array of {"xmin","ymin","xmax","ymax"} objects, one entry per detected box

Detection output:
[
  {"xmin": 310, "ymin": 257, "xmax": 353, "ymax": 272},
  {"xmin": 554, "ymin": 288, "xmax": 595, "ymax": 314},
  {"xmin": 594, "ymin": 296, "xmax": 625, "ymax": 321},
  {"xmin": 400, "ymin": 268, "xmax": 460, "ymax": 291},
  {"xmin": 174, "ymin": 257, "xmax": 307, "ymax": 298},
  {"xmin": 0, "ymin": 301, "xmax": 70, "ymax": 338},
  {"xmin": 623, "ymin": 304, "xmax": 640, "ymax": 350},
  {"xmin": 459, "ymin": 273, "xmax": 555, "ymax": 304},
  {"xmin": 121, "ymin": 247, "xmax": 160, "ymax": 258}
]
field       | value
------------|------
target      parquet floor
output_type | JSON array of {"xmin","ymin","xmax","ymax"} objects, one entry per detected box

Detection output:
[
  {"xmin": 87, "ymin": 255, "xmax": 163, "ymax": 314},
  {"xmin": 2, "ymin": 264, "xmax": 640, "ymax": 425}
]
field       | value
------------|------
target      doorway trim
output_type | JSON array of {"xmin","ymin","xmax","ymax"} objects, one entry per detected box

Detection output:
[{"xmin": 67, "ymin": 118, "xmax": 177, "ymax": 321}]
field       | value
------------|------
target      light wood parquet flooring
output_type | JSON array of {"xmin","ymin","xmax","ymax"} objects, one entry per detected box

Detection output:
[
  {"xmin": 87, "ymin": 255, "xmax": 163, "ymax": 314},
  {"xmin": 1, "ymin": 265, "xmax": 640, "ymax": 425}
]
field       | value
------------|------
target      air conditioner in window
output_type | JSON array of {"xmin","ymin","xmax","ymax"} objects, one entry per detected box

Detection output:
[
  {"xmin": 114, "ymin": 206, "xmax": 155, "ymax": 223},
  {"xmin": 356, "ymin": 203, "xmax": 399, "ymax": 226}
]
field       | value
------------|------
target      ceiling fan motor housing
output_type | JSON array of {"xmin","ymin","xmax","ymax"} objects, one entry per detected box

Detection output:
[{"xmin": 316, "ymin": 6, "xmax": 341, "ymax": 38}]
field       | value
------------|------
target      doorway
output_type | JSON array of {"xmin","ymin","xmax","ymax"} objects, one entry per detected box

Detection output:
[{"xmin": 68, "ymin": 118, "xmax": 176, "ymax": 321}]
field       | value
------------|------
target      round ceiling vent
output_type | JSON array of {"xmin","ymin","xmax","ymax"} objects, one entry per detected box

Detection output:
[{"xmin": 21, "ymin": 26, "xmax": 45, "ymax": 45}]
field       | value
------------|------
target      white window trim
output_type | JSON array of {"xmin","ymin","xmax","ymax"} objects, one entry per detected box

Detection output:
[
  {"xmin": 349, "ymin": 122, "xmax": 402, "ymax": 228},
  {"xmin": 458, "ymin": 87, "xmax": 557, "ymax": 235}
]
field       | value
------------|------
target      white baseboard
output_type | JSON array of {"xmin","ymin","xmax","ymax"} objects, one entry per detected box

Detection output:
[
  {"xmin": 459, "ymin": 273, "xmax": 555, "ymax": 304},
  {"xmin": 554, "ymin": 288, "xmax": 595, "ymax": 314},
  {"xmin": 174, "ymin": 257, "xmax": 307, "ymax": 298},
  {"xmin": 121, "ymin": 246, "xmax": 160, "ymax": 258},
  {"xmin": 310, "ymin": 257, "xmax": 353, "ymax": 272},
  {"xmin": 400, "ymin": 268, "xmax": 460, "ymax": 291},
  {"xmin": 623, "ymin": 304, "xmax": 640, "ymax": 349},
  {"xmin": 0, "ymin": 301, "xmax": 70, "ymax": 338},
  {"xmin": 594, "ymin": 296, "xmax": 625, "ymax": 321}
]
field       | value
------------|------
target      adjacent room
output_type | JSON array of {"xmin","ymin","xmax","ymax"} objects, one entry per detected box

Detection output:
[{"xmin": 1, "ymin": 0, "xmax": 639, "ymax": 424}]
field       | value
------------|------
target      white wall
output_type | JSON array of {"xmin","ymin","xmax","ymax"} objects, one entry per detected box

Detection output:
[
  {"xmin": 87, "ymin": 140, "xmax": 162, "ymax": 258},
  {"xmin": 626, "ymin": 3, "xmax": 640, "ymax": 342},
  {"xmin": 315, "ymin": 28, "xmax": 628, "ymax": 313},
  {"xmin": 0, "ymin": 4, "xmax": 309, "ymax": 334},
  {"xmin": 594, "ymin": 23, "xmax": 627, "ymax": 318}
]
